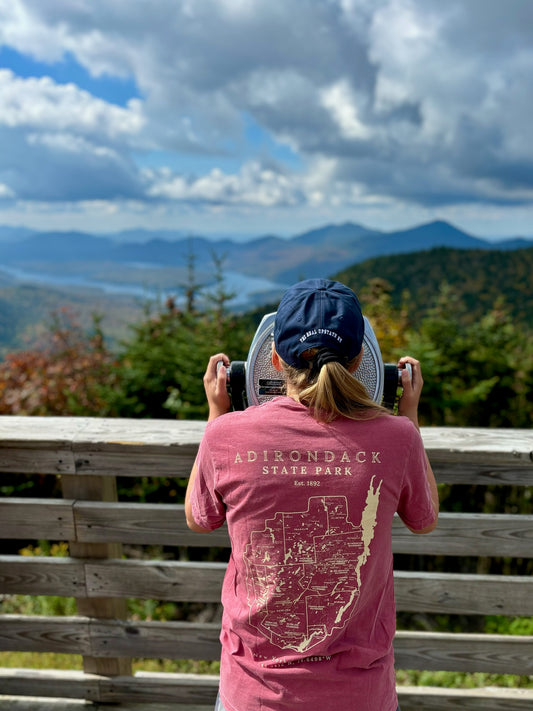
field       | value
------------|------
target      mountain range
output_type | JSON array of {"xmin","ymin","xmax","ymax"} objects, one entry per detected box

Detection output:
[{"xmin": 0, "ymin": 220, "xmax": 531, "ymax": 286}]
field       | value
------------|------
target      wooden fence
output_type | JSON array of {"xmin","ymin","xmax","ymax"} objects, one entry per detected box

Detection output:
[{"xmin": 0, "ymin": 416, "xmax": 532, "ymax": 710}]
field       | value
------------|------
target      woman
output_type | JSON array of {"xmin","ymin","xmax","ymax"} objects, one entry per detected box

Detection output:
[{"xmin": 186, "ymin": 278, "xmax": 438, "ymax": 711}]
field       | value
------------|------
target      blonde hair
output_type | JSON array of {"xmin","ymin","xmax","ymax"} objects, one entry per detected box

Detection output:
[{"xmin": 282, "ymin": 350, "xmax": 389, "ymax": 423}]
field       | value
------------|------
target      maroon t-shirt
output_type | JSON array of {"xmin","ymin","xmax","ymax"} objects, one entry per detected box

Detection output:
[{"xmin": 191, "ymin": 397, "xmax": 436, "ymax": 711}]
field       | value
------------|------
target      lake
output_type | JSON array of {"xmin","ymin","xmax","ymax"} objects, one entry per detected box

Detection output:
[{"xmin": 0, "ymin": 264, "xmax": 288, "ymax": 309}]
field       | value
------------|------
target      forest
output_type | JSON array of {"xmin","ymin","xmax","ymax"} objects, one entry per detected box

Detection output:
[
  {"xmin": 0, "ymin": 244, "xmax": 532, "ymax": 426},
  {"xmin": 0, "ymin": 245, "xmax": 531, "ymax": 687}
]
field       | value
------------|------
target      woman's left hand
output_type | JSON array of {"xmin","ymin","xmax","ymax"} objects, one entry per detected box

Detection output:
[
  {"xmin": 397, "ymin": 356, "xmax": 423, "ymax": 428},
  {"xmin": 203, "ymin": 353, "xmax": 232, "ymax": 420}
]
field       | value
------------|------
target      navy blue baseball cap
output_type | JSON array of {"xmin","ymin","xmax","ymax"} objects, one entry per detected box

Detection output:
[{"xmin": 274, "ymin": 278, "xmax": 365, "ymax": 369}]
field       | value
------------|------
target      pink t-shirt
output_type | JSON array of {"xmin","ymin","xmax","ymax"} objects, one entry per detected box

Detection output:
[{"xmin": 191, "ymin": 397, "xmax": 436, "ymax": 711}]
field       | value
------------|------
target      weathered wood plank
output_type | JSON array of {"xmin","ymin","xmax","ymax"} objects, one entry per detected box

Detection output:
[
  {"xmin": 0, "ymin": 699, "xmax": 89, "ymax": 711},
  {"xmin": 0, "ymin": 417, "xmax": 80, "ymax": 474},
  {"xmin": 73, "ymin": 501, "xmax": 198, "ymax": 547},
  {"xmin": 397, "ymin": 686, "xmax": 533, "ymax": 711},
  {"xmin": 394, "ymin": 570, "xmax": 533, "ymax": 615},
  {"xmin": 0, "ymin": 419, "xmax": 529, "ymax": 461},
  {"xmin": 0, "ymin": 699, "xmax": 213, "ymax": 711},
  {"xmin": 431, "ymin": 461, "xmax": 533, "ymax": 485},
  {"xmin": 3, "ymin": 557, "xmax": 532, "ymax": 616},
  {"xmin": 87, "ymin": 560, "xmax": 533, "ymax": 616},
  {"xmin": 98, "ymin": 562, "xmax": 531, "ymax": 615},
  {"xmin": 74, "ymin": 501, "xmax": 229, "ymax": 547},
  {"xmin": 0, "ymin": 498, "xmax": 76, "ymax": 541},
  {"xmin": 0, "ymin": 497, "xmax": 229, "ymax": 547},
  {"xmin": 0, "ymin": 556, "xmax": 86, "ymax": 597},
  {"xmin": 0, "ymin": 418, "xmax": 531, "ymax": 483},
  {"xmin": 0, "ymin": 615, "xmax": 221, "ymax": 663},
  {"xmin": 0, "ymin": 446, "xmax": 76, "ymax": 475},
  {"xmin": 394, "ymin": 630, "xmax": 533, "ymax": 675},
  {"xmin": 0, "ymin": 616, "xmax": 90, "ymax": 655},
  {"xmin": 2, "ymin": 499, "xmax": 532, "ymax": 559},
  {"xmin": 0, "ymin": 616, "xmax": 220, "ymax": 661},
  {"xmin": 0, "ymin": 417, "xmax": 206, "ymax": 478},
  {"xmin": 71, "ymin": 444, "xmax": 199, "ymax": 478},
  {"xmin": 89, "ymin": 619, "xmax": 222, "ymax": 661},
  {"xmin": 421, "ymin": 427, "xmax": 533, "ymax": 463},
  {"xmin": 424, "ymin": 427, "xmax": 533, "ymax": 485},
  {"xmin": 74, "ymin": 505, "xmax": 533, "ymax": 557},
  {"xmin": 104, "ymin": 671, "xmax": 220, "ymax": 705},
  {"xmin": 1, "ymin": 669, "xmax": 532, "ymax": 709},
  {"xmin": 0, "ymin": 669, "xmax": 220, "ymax": 705},
  {"xmin": 0, "ymin": 417, "xmax": 206, "ymax": 450},
  {"xmin": 85, "ymin": 560, "xmax": 226, "ymax": 603},
  {"xmin": 0, "ymin": 669, "xmax": 100, "ymax": 700},
  {"xmin": 391, "ymin": 512, "xmax": 533, "ymax": 557},
  {"xmin": 4, "ymin": 616, "xmax": 532, "ymax": 677}
]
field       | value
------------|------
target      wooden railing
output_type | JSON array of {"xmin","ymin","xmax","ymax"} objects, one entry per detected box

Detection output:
[{"xmin": 0, "ymin": 416, "xmax": 532, "ymax": 710}]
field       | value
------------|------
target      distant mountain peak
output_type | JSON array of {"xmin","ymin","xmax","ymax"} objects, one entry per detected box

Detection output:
[{"xmin": 0, "ymin": 220, "xmax": 531, "ymax": 287}]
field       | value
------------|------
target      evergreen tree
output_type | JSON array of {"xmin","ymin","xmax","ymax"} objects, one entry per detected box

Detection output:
[
  {"xmin": 404, "ymin": 284, "xmax": 533, "ymax": 427},
  {"xmin": 108, "ymin": 262, "xmax": 251, "ymax": 419}
]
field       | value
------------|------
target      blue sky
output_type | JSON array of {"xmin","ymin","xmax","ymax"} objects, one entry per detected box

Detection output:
[
  {"xmin": 0, "ymin": 46, "xmax": 142, "ymax": 106},
  {"xmin": 1, "ymin": 0, "xmax": 532, "ymax": 240}
]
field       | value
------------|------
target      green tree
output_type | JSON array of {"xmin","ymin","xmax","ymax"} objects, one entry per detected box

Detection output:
[
  {"xmin": 404, "ymin": 284, "xmax": 533, "ymax": 427},
  {"xmin": 108, "ymin": 264, "xmax": 251, "ymax": 420},
  {"xmin": 357, "ymin": 277, "xmax": 409, "ymax": 361}
]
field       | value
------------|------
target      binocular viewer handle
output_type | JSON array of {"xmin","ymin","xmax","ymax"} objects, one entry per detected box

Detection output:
[{"xmin": 218, "ymin": 360, "xmax": 247, "ymax": 411}]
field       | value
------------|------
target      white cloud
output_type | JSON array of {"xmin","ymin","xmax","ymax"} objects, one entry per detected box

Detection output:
[
  {"xmin": 0, "ymin": 0, "xmax": 66, "ymax": 62},
  {"xmin": 0, "ymin": 70, "xmax": 144, "ymax": 139},
  {"xmin": 320, "ymin": 80, "xmax": 370, "ymax": 141},
  {"xmin": 148, "ymin": 162, "xmax": 302, "ymax": 208},
  {"xmin": 0, "ymin": 0, "xmax": 532, "ymax": 234},
  {"xmin": 0, "ymin": 68, "xmax": 147, "ymax": 202}
]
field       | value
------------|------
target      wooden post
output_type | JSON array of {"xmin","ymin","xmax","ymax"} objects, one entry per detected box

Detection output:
[{"xmin": 61, "ymin": 473, "xmax": 132, "ymax": 677}]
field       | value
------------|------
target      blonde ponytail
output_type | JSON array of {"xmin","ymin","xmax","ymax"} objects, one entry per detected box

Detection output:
[{"xmin": 282, "ymin": 351, "xmax": 389, "ymax": 423}]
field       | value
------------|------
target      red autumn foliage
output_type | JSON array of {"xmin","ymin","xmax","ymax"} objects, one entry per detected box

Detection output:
[{"xmin": 0, "ymin": 308, "xmax": 119, "ymax": 416}]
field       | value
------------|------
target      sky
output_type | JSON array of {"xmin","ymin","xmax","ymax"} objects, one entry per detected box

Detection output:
[{"xmin": 1, "ymin": 0, "xmax": 533, "ymax": 240}]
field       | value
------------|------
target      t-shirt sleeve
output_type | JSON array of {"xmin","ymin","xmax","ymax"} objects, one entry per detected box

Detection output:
[
  {"xmin": 189, "ymin": 432, "xmax": 227, "ymax": 531},
  {"xmin": 397, "ymin": 427, "xmax": 437, "ymax": 531}
]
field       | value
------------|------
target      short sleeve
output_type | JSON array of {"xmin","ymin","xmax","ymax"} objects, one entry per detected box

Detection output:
[
  {"xmin": 189, "ymin": 432, "xmax": 226, "ymax": 531},
  {"xmin": 397, "ymin": 428, "xmax": 437, "ymax": 531}
]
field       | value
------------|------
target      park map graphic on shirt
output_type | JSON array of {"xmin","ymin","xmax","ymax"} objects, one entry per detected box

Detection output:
[{"xmin": 243, "ymin": 476, "xmax": 382, "ymax": 654}]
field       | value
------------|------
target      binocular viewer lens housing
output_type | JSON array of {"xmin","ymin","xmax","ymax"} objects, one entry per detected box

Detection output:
[{"xmin": 220, "ymin": 313, "xmax": 412, "ymax": 411}]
